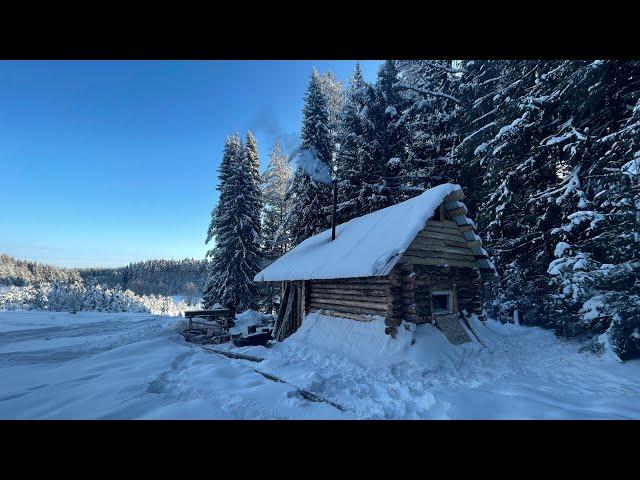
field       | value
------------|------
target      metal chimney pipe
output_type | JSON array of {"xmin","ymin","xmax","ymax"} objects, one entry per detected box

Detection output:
[{"xmin": 331, "ymin": 179, "xmax": 337, "ymax": 241}]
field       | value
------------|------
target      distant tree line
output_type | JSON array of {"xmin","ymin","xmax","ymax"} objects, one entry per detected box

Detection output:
[
  {"xmin": 80, "ymin": 258, "xmax": 208, "ymax": 296},
  {"xmin": 0, "ymin": 254, "xmax": 82, "ymax": 286},
  {"xmin": 1, "ymin": 254, "xmax": 208, "ymax": 297}
]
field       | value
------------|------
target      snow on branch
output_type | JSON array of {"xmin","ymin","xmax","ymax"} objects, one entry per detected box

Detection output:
[
  {"xmin": 454, "ymin": 121, "xmax": 497, "ymax": 153},
  {"xmin": 528, "ymin": 167, "xmax": 581, "ymax": 205},
  {"xmin": 419, "ymin": 61, "xmax": 465, "ymax": 74},
  {"xmin": 395, "ymin": 83, "xmax": 464, "ymax": 106}
]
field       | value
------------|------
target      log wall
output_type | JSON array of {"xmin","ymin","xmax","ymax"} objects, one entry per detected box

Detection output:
[
  {"xmin": 305, "ymin": 277, "xmax": 391, "ymax": 322},
  {"xmin": 302, "ymin": 201, "xmax": 483, "ymax": 335}
]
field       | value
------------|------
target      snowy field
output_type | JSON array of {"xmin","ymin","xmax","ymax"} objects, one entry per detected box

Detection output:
[{"xmin": 1, "ymin": 310, "xmax": 639, "ymax": 419}]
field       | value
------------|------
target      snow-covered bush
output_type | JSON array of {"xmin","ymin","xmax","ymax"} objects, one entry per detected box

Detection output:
[
  {"xmin": 0, "ymin": 281, "xmax": 192, "ymax": 316},
  {"xmin": 546, "ymin": 241, "xmax": 640, "ymax": 360}
]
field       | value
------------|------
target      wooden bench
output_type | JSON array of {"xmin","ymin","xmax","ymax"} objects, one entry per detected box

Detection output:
[{"xmin": 184, "ymin": 309, "xmax": 233, "ymax": 336}]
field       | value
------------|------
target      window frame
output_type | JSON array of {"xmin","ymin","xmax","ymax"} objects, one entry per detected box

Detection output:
[{"xmin": 432, "ymin": 290, "xmax": 453, "ymax": 315}]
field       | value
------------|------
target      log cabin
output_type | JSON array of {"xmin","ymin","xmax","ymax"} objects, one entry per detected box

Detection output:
[{"xmin": 254, "ymin": 183, "xmax": 497, "ymax": 343}]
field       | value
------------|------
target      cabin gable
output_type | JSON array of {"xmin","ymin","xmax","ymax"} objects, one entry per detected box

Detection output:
[{"xmin": 387, "ymin": 192, "xmax": 485, "ymax": 330}]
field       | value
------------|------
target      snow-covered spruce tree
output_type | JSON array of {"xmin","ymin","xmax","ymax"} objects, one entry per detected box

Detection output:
[
  {"xmin": 319, "ymin": 70, "xmax": 344, "ymax": 151},
  {"xmin": 396, "ymin": 60, "xmax": 466, "ymax": 202},
  {"xmin": 245, "ymin": 130, "xmax": 263, "ymax": 255},
  {"xmin": 334, "ymin": 63, "xmax": 381, "ymax": 221},
  {"xmin": 285, "ymin": 69, "xmax": 334, "ymax": 246},
  {"xmin": 441, "ymin": 60, "xmax": 558, "ymax": 324},
  {"xmin": 261, "ymin": 139, "xmax": 293, "ymax": 258},
  {"xmin": 259, "ymin": 139, "xmax": 293, "ymax": 313},
  {"xmin": 449, "ymin": 59, "xmax": 640, "ymax": 359},
  {"xmin": 534, "ymin": 60, "xmax": 640, "ymax": 359},
  {"xmin": 446, "ymin": 60, "xmax": 505, "ymax": 214},
  {"xmin": 367, "ymin": 60, "xmax": 407, "ymax": 206},
  {"xmin": 203, "ymin": 134, "xmax": 262, "ymax": 313}
]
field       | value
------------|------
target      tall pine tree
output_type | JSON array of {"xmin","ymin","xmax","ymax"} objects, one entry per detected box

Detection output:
[
  {"xmin": 335, "ymin": 63, "xmax": 380, "ymax": 221},
  {"xmin": 396, "ymin": 60, "xmax": 465, "ymax": 201},
  {"xmin": 245, "ymin": 130, "xmax": 263, "ymax": 252},
  {"xmin": 285, "ymin": 69, "xmax": 334, "ymax": 246},
  {"xmin": 370, "ymin": 60, "xmax": 407, "ymax": 205},
  {"xmin": 258, "ymin": 138, "xmax": 293, "ymax": 313},
  {"xmin": 261, "ymin": 138, "xmax": 293, "ymax": 258},
  {"xmin": 203, "ymin": 134, "xmax": 262, "ymax": 313}
]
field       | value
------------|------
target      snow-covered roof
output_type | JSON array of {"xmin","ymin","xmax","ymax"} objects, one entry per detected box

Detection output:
[{"xmin": 255, "ymin": 183, "xmax": 466, "ymax": 282}]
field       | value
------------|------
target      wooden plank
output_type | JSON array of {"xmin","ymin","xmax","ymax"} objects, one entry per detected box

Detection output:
[
  {"xmin": 408, "ymin": 243, "xmax": 474, "ymax": 256},
  {"xmin": 458, "ymin": 224, "xmax": 474, "ymax": 232},
  {"xmin": 309, "ymin": 290, "xmax": 389, "ymax": 299},
  {"xmin": 308, "ymin": 309, "xmax": 379, "ymax": 322},
  {"xmin": 419, "ymin": 228, "xmax": 466, "ymax": 239},
  {"xmin": 252, "ymin": 370, "xmax": 346, "ymax": 412},
  {"xmin": 309, "ymin": 278, "xmax": 389, "ymax": 285},
  {"xmin": 426, "ymin": 219, "xmax": 458, "ymax": 228},
  {"xmin": 308, "ymin": 286, "xmax": 388, "ymax": 295},
  {"xmin": 202, "ymin": 346, "xmax": 264, "ymax": 363},
  {"xmin": 400, "ymin": 256, "xmax": 478, "ymax": 269},
  {"xmin": 309, "ymin": 280, "xmax": 389, "ymax": 287},
  {"xmin": 446, "ymin": 207, "xmax": 468, "ymax": 218},
  {"xmin": 421, "ymin": 224, "xmax": 464, "ymax": 235},
  {"xmin": 413, "ymin": 237, "xmax": 471, "ymax": 248},
  {"xmin": 308, "ymin": 294, "xmax": 389, "ymax": 305},
  {"xmin": 443, "ymin": 189, "xmax": 465, "ymax": 203},
  {"xmin": 308, "ymin": 304, "xmax": 387, "ymax": 317},
  {"xmin": 308, "ymin": 293, "xmax": 389, "ymax": 304},
  {"xmin": 308, "ymin": 297, "xmax": 389, "ymax": 311},
  {"xmin": 404, "ymin": 249, "xmax": 477, "ymax": 263}
]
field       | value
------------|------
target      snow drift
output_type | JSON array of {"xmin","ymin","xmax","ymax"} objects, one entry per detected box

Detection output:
[{"xmin": 276, "ymin": 311, "xmax": 482, "ymax": 369}]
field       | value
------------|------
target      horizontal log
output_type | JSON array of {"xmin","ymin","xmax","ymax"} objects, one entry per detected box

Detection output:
[
  {"xmin": 426, "ymin": 219, "xmax": 458, "ymax": 228},
  {"xmin": 458, "ymin": 224, "xmax": 474, "ymax": 232},
  {"xmin": 446, "ymin": 207, "xmax": 468, "ymax": 219},
  {"xmin": 385, "ymin": 317, "xmax": 402, "ymax": 327},
  {"xmin": 411, "ymin": 240, "xmax": 463, "ymax": 251},
  {"xmin": 421, "ymin": 225, "xmax": 464, "ymax": 235},
  {"xmin": 307, "ymin": 303, "xmax": 389, "ymax": 315},
  {"xmin": 400, "ymin": 256, "xmax": 478, "ymax": 269},
  {"xmin": 307, "ymin": 287, "xmax": 387, "ymax": 297},
  {"xmin": 309, "ymin": 308, "xmax": 380, "ymax": 322},
  {"xmin": 412, "ymin": 237, "xmax": 470, "ymax": 250},
  {"xmin": 417, "ymin": 231, "xmax": 466, "ymax": 243},
  {"xmin": 414, "ymin": 248, "xmax": 476, "ymax": 259},
  {"xmin": 403, "ymin": 252, "xmax": 477, "ymax": 265},
  {"xmin": 307, "ymin": 308, "xmax": 387, "ymax": 320},
  {"xmin": 308, "ymin": 293, "xmax": 389, "ymax": 304},
  {"xmin": 309, "ymin": 282, "xmax": 388, "ymax": 290},
  {"xmin": 309, "ymin": 278, "xmax": 389, "ymax": 286},
  {"xmin": 443, "ymin": 189, "xmax": 465, "ymax": 203},
  {"xmin": 308, "ymin": 298, "xmax": 389, "ymax": 312},
  {"xmin": 407, "ymin": 243, "xmax": 474, "ymax": 257}
]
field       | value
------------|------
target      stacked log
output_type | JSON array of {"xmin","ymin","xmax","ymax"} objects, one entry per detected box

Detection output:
[{"xmin": 306, "ymin": 277, "xmax": 391, "ymax": 320}]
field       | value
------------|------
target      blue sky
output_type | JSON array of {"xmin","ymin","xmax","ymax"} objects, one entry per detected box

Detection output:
[{"xmin": 0, "ymin": 60, "xmax": 383, "ymax": 268}]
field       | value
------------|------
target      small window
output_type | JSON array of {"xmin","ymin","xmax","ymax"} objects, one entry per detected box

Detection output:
[{"xmin": 432, "ymin": 291, "xmax": 452, "ymax": 315}]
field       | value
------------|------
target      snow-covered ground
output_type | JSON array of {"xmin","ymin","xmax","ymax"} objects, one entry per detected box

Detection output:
[{"xmin": 1, "ymin": 310, "xmax": 639, "ymax": 419}]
